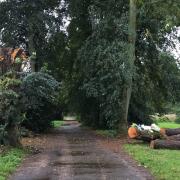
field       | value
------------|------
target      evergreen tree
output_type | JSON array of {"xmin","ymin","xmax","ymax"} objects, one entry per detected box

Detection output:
[{"xmin": 0, "ymin": 0, "xmax": 63, "ymax": 69}]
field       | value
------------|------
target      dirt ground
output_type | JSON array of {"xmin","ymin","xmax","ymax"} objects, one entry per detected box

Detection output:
[{"xmin": 9, "ymin": 121, "xmax": 154, "ymax": 180}]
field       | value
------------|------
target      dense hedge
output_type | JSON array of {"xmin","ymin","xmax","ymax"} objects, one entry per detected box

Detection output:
[
  {"xmin": 0, "ymin": 72, "xmax": 61, "ymax": 146},
  {"xmin": 21, "ymin": 72, "xmax": 60, "ymax": 132}
]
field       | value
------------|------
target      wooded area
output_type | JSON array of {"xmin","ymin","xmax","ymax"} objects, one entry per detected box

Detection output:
[{"xmin": 0, "ymin": 0, "xmax": 180, "ymax": 147}]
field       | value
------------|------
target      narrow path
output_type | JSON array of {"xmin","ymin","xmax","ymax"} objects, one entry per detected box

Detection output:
[{"xmin": 10, "ymin": 122, "xmax": 153, "ymax": 180}]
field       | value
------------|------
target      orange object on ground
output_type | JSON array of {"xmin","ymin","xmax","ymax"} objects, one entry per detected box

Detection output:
[
  {"xmin": 160, "ymin": 128, "xmax": 166, "ymax": 135},
  {"xmin": 0, "ymin": 56, "xmax": 4, "ymax": 61},
  {"xmin": 128, "ymin": 127, "xmax": 139, "ymax": 138}
]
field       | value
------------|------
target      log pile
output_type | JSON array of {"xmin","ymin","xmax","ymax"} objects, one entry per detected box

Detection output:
[{"xmin": 128, "ymin": 124, "xmax": 180, "ymax": 150}]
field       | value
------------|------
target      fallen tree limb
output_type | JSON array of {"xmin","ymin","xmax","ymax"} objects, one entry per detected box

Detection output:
[
  {"xmin": 165, "ymin": 128, "xmax": 180, "ymax": 136},
  {"xmin": 150, "ymin": 139, "xmax": 180, "ymax": 150}
]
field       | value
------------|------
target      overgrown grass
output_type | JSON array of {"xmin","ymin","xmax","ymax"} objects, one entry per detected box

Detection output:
[
  {"xmin": 0, "ymin": 148, "xmax": 25, "ymax": 180},
  {"xmin": 124, "ymin": 144, "xmax": 180, "ymax": 180},
  {"xmin": 95, "ymin": 130, "xmax": 118, "ymax": 138},
  {"xmin": 158, "ymin": 122, "xmax": 180, "ymax": 129},
  {"xmin": 52, "ymin": 120, "xmax": 64, "ymax": 128}
]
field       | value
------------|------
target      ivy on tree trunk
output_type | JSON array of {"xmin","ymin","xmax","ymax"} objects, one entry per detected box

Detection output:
[{"xmin": 120, "ymin": 0, "xmax": 137, "ymax": 133}]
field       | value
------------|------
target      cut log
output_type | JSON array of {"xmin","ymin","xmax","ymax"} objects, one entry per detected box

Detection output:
[
  {"xmin": 167, "ymin": 134, "xmax": 180, "ymax": 141},
  {"xmin": 138, "ymin": 130, "xmax": 161, "ymax": 142},
  {"xmin": 128, "ymin": 127, "xmax": 161, "ymax": 142},
  {"xmin": 128, "ymin": 127, "xmax": 139, "ymax": 138},
  {"xmin": 150, "ymin": 139, "xmax": 180, "ymax": 150},
  {"xmin": 165, "ymin": 128, "xmax": 180, "ymax": 136},
  {"xmin": 160, "ymin": 128, "xmax": 166, "ymax": 136}
]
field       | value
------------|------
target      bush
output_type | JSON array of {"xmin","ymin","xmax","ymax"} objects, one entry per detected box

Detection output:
[
  {"xmin": 150, "ymin": 114, "xmax": 172, "ymax": 124},
  {"xmin": 175, "ymin": 116, "xmax": 180, "ymax": 124},
  {"xmin": 0, "ymin": 75, "xmax": 24, "ymax": 146},
  {"xmin": 21, "ymin": 72, "xmax": 60, "ymax": 132}
]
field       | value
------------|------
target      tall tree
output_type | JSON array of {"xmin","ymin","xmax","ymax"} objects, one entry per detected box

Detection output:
[
  {"xmin": 121, "ymin": 0, "xmax": 137, "ymax": 132},
  {"xmin": 69, "ymin": 0, "xmax": 180, "ymax": 131},
  {"xmin": 0, "ymin": 0, "xmax": 63, "ymax": 70}
]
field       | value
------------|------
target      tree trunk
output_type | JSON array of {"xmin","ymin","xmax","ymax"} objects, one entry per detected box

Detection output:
[
  {"xmin": 28, "ymin": 21, "xmax": 36, "ymax": 72},
  {"xmin": 167, "ymin": 134, "xmax": 180, "ymax": 141},
  {"xmin": 119, "ymin": 0, "xmax": 137, "ymax": 133},
  {"xmin": 7, "ymin": 125, "xmax": 21, "ymax": 147},
  {"xmin": 150, "ymin": 139, "xmax": 180, "ymax": 150},
  {"xmin": 165, "ymin": 128, "xmax": 180, "ymax": 136},
  {"xmin": 139, "ymin": 131, "xmax": 161, "ymax": 142}
]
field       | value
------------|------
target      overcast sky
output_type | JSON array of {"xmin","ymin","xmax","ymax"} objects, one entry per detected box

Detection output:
[{"xmin": 172, "ymin": 28, "xmax": 180, "ymax": 59}]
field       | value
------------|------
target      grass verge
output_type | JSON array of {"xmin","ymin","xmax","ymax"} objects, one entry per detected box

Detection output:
[
  {"xmin": 0, "ymin": 148, "xmax": 25, "ymax": 180},
  {"xmin": 158, "ymin": 122, "xmax": 180, "ymax": 129},
  {"xmin": 124, "ymin": 143, "xmax": 180, "ymax": 180},
  {"xmin": 52, "ymin": 120, "xmax": 64, "ymax": 128}
]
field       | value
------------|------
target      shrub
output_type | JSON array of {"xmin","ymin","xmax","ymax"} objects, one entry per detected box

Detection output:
[
  {"xmin": 0, "ymin": 75, "xmax": 24, "ymax": 146},
  {"xmin": 175, "ymin": 116, "xmax": 180, "ymax": 124},
  {"xmin": 150, "ymin": 114, "xmax": 171, "ymax": 124},
  {"xmin": 21, "ymin": 72, "xmax": 60, "ymax": 132}
]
